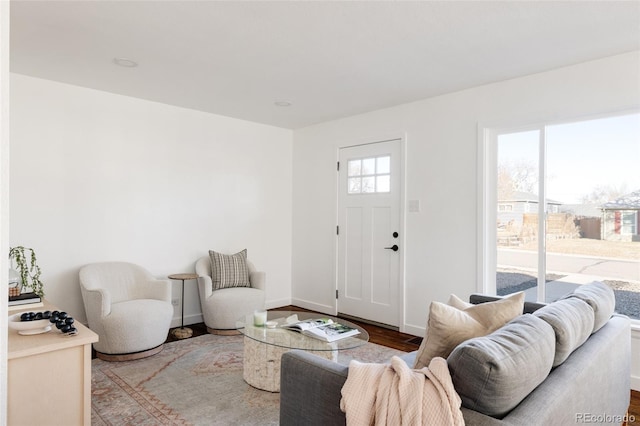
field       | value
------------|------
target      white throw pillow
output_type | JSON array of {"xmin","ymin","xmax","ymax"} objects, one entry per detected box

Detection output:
[{"xmin": 413, "ymin": 292, "xmax": 525, "ymax": 369}]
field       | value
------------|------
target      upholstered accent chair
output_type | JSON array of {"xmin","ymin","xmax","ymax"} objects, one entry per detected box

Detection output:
[
  {"xmin": 79, "ymin": 262, "xmax": 173, "ymax": 361},
  {"xmin": 195, "ymin": 252, "xmax": 265, "ymax": 334}
]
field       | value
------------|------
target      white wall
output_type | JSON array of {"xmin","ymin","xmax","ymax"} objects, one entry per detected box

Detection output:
[
  {"xmin": 10, "ymin": 74, "xmax": 293, "ymax": 325},
  {"xmin": 292, "ymin": 51, "xmax": 640, "ymax": 336}
]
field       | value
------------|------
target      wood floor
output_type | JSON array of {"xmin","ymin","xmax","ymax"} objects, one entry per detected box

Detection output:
[
  {"xmin": 629, "ymin": 391, "xmax": 640, "ymax": 424},
  {"xmin": 268, "ymin": 305, "xmax": 421, "ymax": 352},
  {"xmin": 167, "ymin": 305, "xmax": 639, "ymax": 423},
  {"xmin": 167, "ymin": 305, "xmax": 421, "ymax": 351}
]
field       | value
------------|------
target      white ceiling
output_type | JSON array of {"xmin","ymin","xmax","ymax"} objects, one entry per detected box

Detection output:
[{"xmin": 10, "ymin": 1, "xmax": 640, "ymax": 129}]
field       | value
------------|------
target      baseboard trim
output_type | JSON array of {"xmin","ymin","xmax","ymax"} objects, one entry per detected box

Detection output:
[
  {"xmin": 402, "ymin": 324, "xmax": 424, "ymax": 338},
  {"xmin": 266, "ymin": 298, "xmax": 292, "ymax": 310},
  {"xmin": 337, "ymin": 312, "xmax": 398, "ymax": 331},
  {"xmin": 171, "ymin": 313, "xmax": 203, "ymax": 329},
  {"xmin": 290, "ymin": 298, "xmax": 335, "ymax": 315},
  {"xmin": 169, "ymin": 300, "xmax": 292, "ymax": 328}
]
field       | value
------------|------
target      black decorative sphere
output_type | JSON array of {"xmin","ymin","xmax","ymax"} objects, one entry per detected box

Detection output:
[{"xmin": 17, "ymin": 310, "xmax": 78, "ymax": 336}]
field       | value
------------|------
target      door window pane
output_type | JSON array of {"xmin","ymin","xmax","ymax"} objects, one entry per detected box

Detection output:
[
  {"xmin": 346, "ymin": 155, "xmax": 392, "ymax": 194},
  {"xmin": 362, "ymin": 177, "xmax": 375, "ymax": 193},
  {"xmin": 376, "ymin": 175, "xmax": 390, "ymax": 193},
  {"xmin": 348, "ymin": 178, "xmax": 361, "ymax": 194},
  {"xmin": 377, "ymin": 156, "xmax": 390, "ymax": 174},
  {"xmin": 348, "ymin": 160, "xmax": 361, "ymax": 177},
  {"xmin": 362, "ymin": 158, "xmax": 376, "ymax": 175}
]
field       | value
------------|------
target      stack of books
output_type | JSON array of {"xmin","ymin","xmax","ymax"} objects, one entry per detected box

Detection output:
[{"xmin": 8, "ymin": 292, "xmax": 43, "ymax": 311}]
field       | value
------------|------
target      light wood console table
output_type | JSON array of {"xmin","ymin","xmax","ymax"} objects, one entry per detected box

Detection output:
[{"xmin": 7, "ymin": 300, "xmax": 98, "ymax": 426}]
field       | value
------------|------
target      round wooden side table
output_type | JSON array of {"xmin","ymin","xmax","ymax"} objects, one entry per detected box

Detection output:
[{"xmin": 169, "ymin": 273, "xmax": 199, "ymax": 339}]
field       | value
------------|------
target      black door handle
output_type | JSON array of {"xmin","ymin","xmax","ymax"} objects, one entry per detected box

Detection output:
[{"xmin": 384, "ymin": 245, "xmax": 399, "ymax": 252}]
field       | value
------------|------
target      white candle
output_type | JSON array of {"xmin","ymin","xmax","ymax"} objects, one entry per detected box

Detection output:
[{"xmin": 254, "ymin": 310, "xmax": 267, "ymax": 326}]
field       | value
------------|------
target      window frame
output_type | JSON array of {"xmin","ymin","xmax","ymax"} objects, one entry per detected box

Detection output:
[{"xmin": 477, "ymin": 109, "xmax": 640, "ymax": 304}]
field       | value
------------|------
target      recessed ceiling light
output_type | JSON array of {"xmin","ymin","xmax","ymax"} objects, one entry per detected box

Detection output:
[
  {"xmin": 113, "ymin": 57, "xmax": 138, "ymax": 68},
  {"xmin": 274, "ymin": 100, "xmax": 292, "ymax": 107}
]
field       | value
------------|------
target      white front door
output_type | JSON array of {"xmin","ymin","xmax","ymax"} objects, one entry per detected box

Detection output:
[{"xmin": 337, "ymin": 139, "xmax": 402, "ymax": 326}]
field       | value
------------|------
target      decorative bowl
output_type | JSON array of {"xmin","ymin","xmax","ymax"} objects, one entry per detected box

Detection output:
[
  {"xmin": 8, "ymin": 313, "xmax": 52, "ymax": 335},
  {"xmin": 265, "ymin": 320, "xmax": 278, "ymax": 329}
]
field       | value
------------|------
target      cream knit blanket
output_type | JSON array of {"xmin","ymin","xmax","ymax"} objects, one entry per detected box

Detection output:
[{"xmin": 340, "ymin": 356, "xmax": 464, "ymax": 426}]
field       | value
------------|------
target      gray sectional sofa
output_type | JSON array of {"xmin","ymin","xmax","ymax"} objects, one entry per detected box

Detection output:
[{"xmin": 280, "ymin": 284, "xmax": 631, "ymax": 425}]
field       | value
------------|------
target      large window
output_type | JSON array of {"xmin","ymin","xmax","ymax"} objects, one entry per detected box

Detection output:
[{"xmin": 481, "ymin": 112, "xmax": 640, "ymax": 319}]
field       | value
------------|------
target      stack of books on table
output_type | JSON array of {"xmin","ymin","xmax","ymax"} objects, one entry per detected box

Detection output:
[{"xmin": 8, "ymin": 292, "xmax": 43, "ymax": 311}]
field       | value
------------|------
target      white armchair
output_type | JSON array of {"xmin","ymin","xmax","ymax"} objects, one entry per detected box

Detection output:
[
  {"xmin": 196, "ymin": 254, "xmax": 265, "ymax": 334},
  {"xmin": 79, "ymin": 262, "xmax": 173, "ymax": 361}
]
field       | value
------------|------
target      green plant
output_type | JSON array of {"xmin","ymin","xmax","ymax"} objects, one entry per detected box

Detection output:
[{"xmin": 9, "ymin": 246, "xmax": 44, "ymax": 298}]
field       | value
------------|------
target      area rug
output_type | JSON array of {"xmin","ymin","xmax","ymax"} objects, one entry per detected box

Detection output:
[{"xmin": 91, "ymin": 334, "xmax": 406, "ymax": 425}]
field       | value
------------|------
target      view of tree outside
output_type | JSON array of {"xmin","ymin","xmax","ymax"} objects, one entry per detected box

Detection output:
[{"xmin": 496, "ymin": 113, "xmax": 640, "ymax": 319}]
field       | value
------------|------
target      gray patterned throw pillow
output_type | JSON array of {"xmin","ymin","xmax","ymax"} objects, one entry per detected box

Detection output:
[{"xmin": 209, "ymin": 249, "xmax": 250, "ymax": 290}]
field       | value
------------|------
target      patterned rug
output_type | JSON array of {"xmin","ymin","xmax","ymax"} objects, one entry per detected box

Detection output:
[{"xmin": 91, "ymin": 333, "xmax": 406, "ymax": 425}]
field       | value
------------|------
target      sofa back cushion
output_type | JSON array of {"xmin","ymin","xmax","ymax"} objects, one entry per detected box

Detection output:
[
  {"xmin": 562, "ymin": 281, "xmax": 615, "ymax": 333},
  {"xmin": 533, "ymin": 297, "xmax": 594, "ymax": 367},
  {"xmin": 447, "ymin": 314, "xmax": 555, "ymax": 418}
]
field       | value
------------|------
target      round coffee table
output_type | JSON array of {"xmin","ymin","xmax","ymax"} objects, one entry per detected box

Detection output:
[{"xmin": 236, "ymin": 311, "xmax": 369, "ymax": 392}]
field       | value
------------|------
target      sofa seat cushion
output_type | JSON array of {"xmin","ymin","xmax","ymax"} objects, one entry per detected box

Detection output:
[
  {"xmin": 413, "ymin": 292, "xmax": 524, "ymax": 369},
  {"xmin": 563, "ymin": 281, "xmax": 615, "ymax": 333},
  {"xmin": 533, "ymin": 297, "xmax": 594, "ymax": 367},
  {"xmin": 447, "ymin": 314, "xmax": 555, "ymax": 418}
]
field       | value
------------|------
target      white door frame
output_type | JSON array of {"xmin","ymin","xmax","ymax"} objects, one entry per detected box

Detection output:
[
  {"xmin": 1, "ymin": 2, "xmax": 10, "ymax": 421},
  {"xmin": 334, "ymin": 134, "xmax": 406, "ymax": 331}
]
